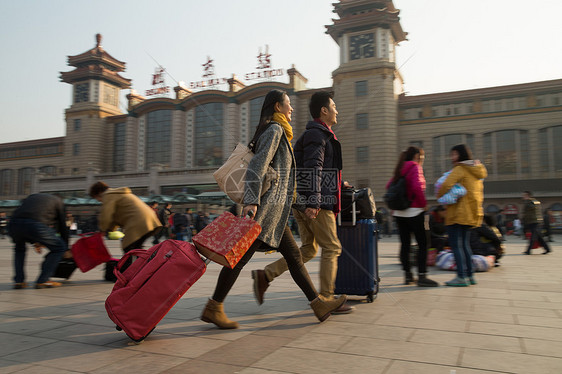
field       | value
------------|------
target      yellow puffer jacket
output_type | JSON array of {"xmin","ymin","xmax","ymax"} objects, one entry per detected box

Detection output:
[{"xmin": 437, "ymin": 162, "xmax": 487, "ymax": 227}]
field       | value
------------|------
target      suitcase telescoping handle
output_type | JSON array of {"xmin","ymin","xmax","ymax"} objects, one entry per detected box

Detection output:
[{"xmin": 114, "ymin": 248, "xmax": 150, "ymax": 284}]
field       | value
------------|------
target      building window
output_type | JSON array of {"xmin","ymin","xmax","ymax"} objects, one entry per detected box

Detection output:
[
  {"xmin": 73, "ymin": 143, "xmax": 80, "ymax": 156},
  {"xmin": 195, "ymin": 103, "xmax": 224, "ymax": 167},
  {"xmin": 356, "ymin": 146, "xmax": 369, "ymax": 163},
  {"xmin": 538, "ymin": 128, "xmax": 549, "ymax": 172},
  {"xmin": 113, "ymin": 122, "xmax": 126, "ymax": 172},
  {"xmin": 146, "ymin": 110, "xmax": 171, "ymax": 167},
  {"xmin": 0, "ymin": 169, "xmax": 14, "ymax": 196},
  {"xmin": 483, "ymin": 129, "xmax": 532, "ymax": 176},
  {"xmin": 39, "ymin": 166, "xmax": 56, "ymax": 177},
  {"xmin": 356, "ymin": 113, "xmax": 368, "ymax": 129},
  {"xmin": 355, "ymin": 80, "xmax": 368, "ymax": 96},
  {"xmin": 74, "ymin": 82, "xmax": 89, "ymax": 103},
  {"xmin": 74, "ymin": 119, "xmax": 81, "ymax": 132},
  {"xmin": 249, "ymin": 96, "xmax": 265, "ymax": 137},
  {"xmin": 18, "ymin": 167, "xmax": 34, "ymax": 195}
]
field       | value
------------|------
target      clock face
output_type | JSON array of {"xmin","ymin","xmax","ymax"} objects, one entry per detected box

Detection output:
[
  {"xmin": 349, "ymin": 33, "xmax": 375, "ymax": 60},
  {"xmin": 74, "ymin": 83, "xmax": 89, "ymax": 103}
]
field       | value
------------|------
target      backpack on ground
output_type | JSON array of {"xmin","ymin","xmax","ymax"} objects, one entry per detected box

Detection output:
[{"xmin": 383, "ymin": 176, "xmax": 410, "ymax": 210}]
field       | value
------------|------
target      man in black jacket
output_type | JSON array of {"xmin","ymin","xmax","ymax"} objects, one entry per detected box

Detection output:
[
  {"xmin": 7, "ymin": 193, "xmax": 69, "ymax": 289},
  {"xmin": 252, "ymin": 91, "xmax": 353, "ymax": 313}
]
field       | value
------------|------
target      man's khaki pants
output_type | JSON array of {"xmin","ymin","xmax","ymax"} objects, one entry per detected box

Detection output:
[{"xmin": 264, "ymin": 208, "xmax": 342, "ymax": 298}]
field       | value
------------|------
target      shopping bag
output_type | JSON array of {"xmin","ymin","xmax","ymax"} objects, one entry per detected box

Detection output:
[
  {"xmin": 71, "ymin": 232, "xmax": 111, "ymax": 272},
  {"xmin": 193, "ymin": 211, "xmax": 261, "ymax": 268}
]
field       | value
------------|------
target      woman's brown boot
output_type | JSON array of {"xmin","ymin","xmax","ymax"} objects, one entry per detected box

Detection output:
[
  {"xmin": 310, "ymin": 295, "xmax": 348, "ymax": 322},
  {"xmin": 200, "ymin": 299, "xmax": 239, "ymax": 329}
]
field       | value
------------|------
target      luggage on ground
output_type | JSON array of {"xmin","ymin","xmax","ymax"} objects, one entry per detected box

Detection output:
[
  {"xmin": 193, "ymin": 211, "xmax": 261, "ymax": 268},
  {"xmin": 52, "ymin": 258, "xmax": 77, "ymax": 279},
  {"xmin": 335, "ymin": 218, "xmax": 379, "ymax": 302},
  {"xmin": 71, "ymin": 232, "xmax": 111, "ymax": 272},
  {"xmin": 104, "ymin": 258, "xmax": 119, "ymax": 282},
  {"xmin": 105, "ymin": 240, "xmax": 207, "ymax": 342},
  {"xmin": 340, "ymin": 188, "xmax": 377, "ymax": 221}
]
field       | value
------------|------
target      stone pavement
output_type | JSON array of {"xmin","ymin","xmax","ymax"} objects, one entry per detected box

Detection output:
[{"xmin": 0, "ymin": 234, "xmax": 561, "ymax": 374}]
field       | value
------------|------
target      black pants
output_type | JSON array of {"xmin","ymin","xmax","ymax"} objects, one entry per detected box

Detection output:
[
  {"xmin": 212, "ymin": 226, "xmax": 318, "ymax": 303},
  {"xmin": 395, "ymin": 212, "xmax": 427, "ymax": 274},
  {"xmin": 121, "ymin": 232, "xmax": 153, "ymax": 272},
  {"xmin": 526, "ymin": 223, "xmax": 551, "ymax": 253}
]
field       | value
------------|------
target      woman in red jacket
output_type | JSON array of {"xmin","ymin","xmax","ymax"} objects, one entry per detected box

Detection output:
[{"xmin": 386, "ymin": 147, "xmax": 438, "ymax": 287}]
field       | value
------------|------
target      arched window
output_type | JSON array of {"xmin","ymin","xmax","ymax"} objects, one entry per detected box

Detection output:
[
  {"xmin": 18, "ymin": 167, "xmax": 34, "ymax": 195},
  {"xmin": 194, "ymin": 103, "xmax": 224, "ymax": 167},
  {"xmin": 432, "ymin": 134, "xmax": 474, "ymax": 177},
  {"xmin": 0, "ymin": 169, "xmax": 14, "ymax": 196},
  {"xmin": 483, "ymin": 129, "xmax": 530, "ymax": 176},
  {"xmin": 145, "ymin": 110, "xmax": 171, "ymax": 168},
  {"xmin": 538, "ymin": 125, "xmax": 562, "ymax": 172}
]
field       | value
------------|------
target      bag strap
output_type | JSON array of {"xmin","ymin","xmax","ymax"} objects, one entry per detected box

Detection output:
[{"xmin": 114, "ymin": 248, "xmax": 150, "ymax": 284}]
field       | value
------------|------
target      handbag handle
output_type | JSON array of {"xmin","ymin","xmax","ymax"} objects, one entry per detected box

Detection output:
[{"xmin": 114, "ymin": 248, "xmax": 150, "ymax": 284}]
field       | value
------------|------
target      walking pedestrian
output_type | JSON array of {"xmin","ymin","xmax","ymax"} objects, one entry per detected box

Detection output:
[
  {"xmin": 522, "ymin": 191, "xmax": 551, "ymax": 254},
  {"xmin": 7, "ymin": 193, "xmax": 69, "ymax": 289},
  {"xmin": 0, "ymin": 212, "xmax": 8, "ymax": 239},
  {"xmin": 437, "ymin": 144, "xmax": 487, "ymax": 286},
  {"xmin": 201, "ymin": 89, "xmax": 347, "ymax": 329},
  {"xmin": 153, "ymin": 203, "xmax": 172, "ymax": 244},
  {"xmin": 543, "ymin": 208, "xmax": 554, "ymax": 243},
  {"xmin": 89, "ymin": 182, "xmax": 162, "ymax": 268},
  {"xmin": 387, "ymin": 146, "xmax": 438, "ymax": 287},
  {"xmin": 252, "ymin": 91, "xmax": 353, "ymax": 313}
]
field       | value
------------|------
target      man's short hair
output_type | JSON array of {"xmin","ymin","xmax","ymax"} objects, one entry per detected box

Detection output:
[
  {"xmin": 523, "ymin": 190, "xmax": 532, "ymax": 196},
  {"xmin": 89, "ymin": 181, "xmax": 109, "ymax": 198},
  {"xmin": 309, "ymin": 91, "xmax": 334, "ymax": 119}
]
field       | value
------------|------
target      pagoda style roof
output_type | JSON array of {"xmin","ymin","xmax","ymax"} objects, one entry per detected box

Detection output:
[
  {"xmin": 326, "ymin": 0, "xmax": 407, "ymax": 43},
  {"xmin": 60, "ymin": 34, "xmax": 131, "ymax": 88}
]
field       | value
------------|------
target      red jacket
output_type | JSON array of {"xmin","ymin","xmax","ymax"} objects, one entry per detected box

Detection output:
[{"xmin": 386, "ymin": 161, "xmax": 427, "ymax": 209}]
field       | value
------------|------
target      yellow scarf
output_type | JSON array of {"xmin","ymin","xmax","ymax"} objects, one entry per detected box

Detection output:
[{"xmin": 272, "ymin": 112, "xmax": 293, "ymax": 143}]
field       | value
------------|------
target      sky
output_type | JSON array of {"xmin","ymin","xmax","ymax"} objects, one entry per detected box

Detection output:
[{"xmin": 1, "ymin": 0, "xmax": 561, "ymax": 143}]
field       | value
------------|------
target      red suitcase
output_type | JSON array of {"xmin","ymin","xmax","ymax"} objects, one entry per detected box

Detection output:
[
  {"xmin": 71, "ymin": 232, "xmax": 111, "ymax": 272},
  {"xmin": 105, "ymin": 240, "xmax": 206, "ymax": 342}
]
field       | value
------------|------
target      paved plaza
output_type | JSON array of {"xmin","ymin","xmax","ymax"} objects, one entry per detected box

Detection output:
[{"xmin": 0, "ymin": 234, "xmax": 560, "ymax": 374}]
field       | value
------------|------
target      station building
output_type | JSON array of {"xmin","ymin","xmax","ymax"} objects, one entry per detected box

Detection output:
[{"xmin": 1, "ymin": 0, "xmax": 561, "ymax": 227}]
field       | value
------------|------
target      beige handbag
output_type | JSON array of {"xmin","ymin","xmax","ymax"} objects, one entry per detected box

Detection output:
[{"xmin": 213, "ymin": 143, "xmax": 279, "ymax": 204}]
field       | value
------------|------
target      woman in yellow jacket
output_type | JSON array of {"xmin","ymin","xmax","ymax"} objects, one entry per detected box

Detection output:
[{"xmin": 437, "ymin": 144, "xmax": 487, "ymax": 286}]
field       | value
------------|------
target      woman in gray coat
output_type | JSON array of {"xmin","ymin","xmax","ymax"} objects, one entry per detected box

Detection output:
[{"xmin": 201, "ymin": 89, "xmax": 347, "ymax": 329}]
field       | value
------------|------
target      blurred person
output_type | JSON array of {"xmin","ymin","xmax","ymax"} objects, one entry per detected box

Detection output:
[
  {"xmin": 522, "ymin": 191, "xmax": 551, "ymax": 254},
  {"xmin": 172, "ymin": 210, "xmax": 188, "ymax": 241},
  {"xmin": 386, "ymin": 146, "xmax": 438, "ymax": 287},
  {"xmin": 437, "ymin": 144, "xmax": 487, "ymax": 286},
  {"xmin": 89, "ymin": 182, "xmax": 162, "ymax": 267},
  {"xmin": 252, "ymin": 91, "xmax": 353, "ymax": 313},
  {"xmin": 0, "ymin": 212, "xmax": 8, "ymax": 239},
  {"xmin": 201, "ymin": 89, "xmax": 346, "ymax": 329},
  {"xmin": 153, "ymin": 203, "xmax": 172, "ymax": 244},
  {"xmin": 470, "ymin": 214, "xmax": 504, "ymax": 266},
  {"xmin": 429, "ymin": 205, "xmax": 448, "ymax": 253},
  {"xmin": 543, "ymin": 209, "xmax": 554, "ymax": 242},
  {"xmin": 7, "ymin": 193, "xmax": 69, "ymax": 289}
]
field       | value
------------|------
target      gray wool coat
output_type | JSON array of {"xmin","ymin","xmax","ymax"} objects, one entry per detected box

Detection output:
[{"xmin": 243, "ymin": 122, "xmax": 295, "ymax": 248}]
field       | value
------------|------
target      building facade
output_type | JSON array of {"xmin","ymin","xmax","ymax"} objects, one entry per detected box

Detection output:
[{"xmin": 1, "ymin": 0, "xmax": 561, "ymax": 227}]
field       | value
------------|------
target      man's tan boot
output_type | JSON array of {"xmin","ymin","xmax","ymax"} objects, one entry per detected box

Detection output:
[
  {"xmin": 200, "ymin": 299, "xmax": 239, "ymax": 329},
  {"xmin": 310, "ymin": 294, "xmax": 347, "ymax": 322}
]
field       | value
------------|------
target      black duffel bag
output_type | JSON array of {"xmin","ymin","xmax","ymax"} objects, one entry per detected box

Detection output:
[
  {"xmin": 340, "ymin": 187, "xmax": 377, "ymax": 222},
  {"xmin": 52, "ymin": 258, "xmax": 77, "ymax": 279}
]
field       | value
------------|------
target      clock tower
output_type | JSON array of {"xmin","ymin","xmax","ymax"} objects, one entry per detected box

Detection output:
[
  {"xmin": 60, "ymin": 34, "xmax": 131, "ymax": 176},
  {"xmin": 327, "ymin": 0, "xmax": 407, "ymax": 198}
]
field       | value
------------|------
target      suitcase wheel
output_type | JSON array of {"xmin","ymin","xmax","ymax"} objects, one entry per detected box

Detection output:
[
  {"xmin": 367, "ymin": 292, "xmax": 375, "ymax": 303},
  {"xmin": 115, "ymin": 325, "xmax": 122, "ymax": 331}
]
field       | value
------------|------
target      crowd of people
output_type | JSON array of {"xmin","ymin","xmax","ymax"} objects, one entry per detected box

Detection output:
[{"xmin": 1, "ymin": 89, "xmax": 556, "ymax": 329}]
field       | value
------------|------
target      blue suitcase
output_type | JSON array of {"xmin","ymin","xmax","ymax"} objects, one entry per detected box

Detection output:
[{"xmin": 335, "ymin": 219, "xmax": 379, "ymax": 302}]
